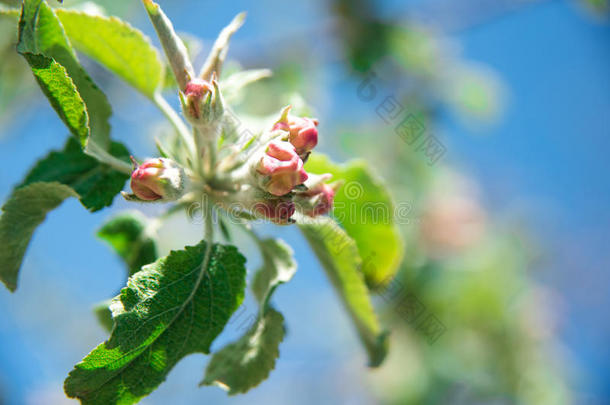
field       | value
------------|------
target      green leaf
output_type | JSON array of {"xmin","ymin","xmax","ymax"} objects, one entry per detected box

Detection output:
[
  {"xmin": 251, "ymin": 238, "xmax": 297, "ymax": 309},
  {"xmin": 22, "ymin": 53, "xmax": 89, "ymax": 143},
  {"xmin": 21, "ymin": 137, "xmax": 129, "ymax": 212},
  {"xmin": 17, "ymin": 0, "xmax": 130, "ymax": 173},
  {"xmin": 142, "ymin": 0, "xmax": 194, "ymax": 91},
  {"xmin": 56, "ymin": 9, "xmax": 164, "ymax": 99},
  {"xmin": 97, "ymin": 211, "xmax": 158, "ymax": 277},
  {"xmin": 64, "ymin": 241, "xmax": 247, "ymax": 405},
  {"xmin": 299, "ymin": 216, "xmax": 388, "ymax": 367},
  {"xmin": 199, "ymin": 12, "xmax": 245, "ymax": 80},
  {"xmin": 18, "ymin": 0, "xmax": 112, "ymax": 151},
  {"xmin": 0, "ymin": 138, "xmax": 130, "ymax": 291},
  {"xmin": 94, "ymin": 299, "xmax": 115, "ymax": 332},
  {"xmin": 220, "ymin": 68, "xmax": 272, "ymax": 104},
  {"xmin": 0, "ymin": 182, "xmax": 77, "ymax": 291},
  {"xmin": 305, "ymin": 154, "xmax": 404, "ymax": 289},
  {"xmin": 201, "ymin": 308, "xmax": 285, "ymax": 395}
]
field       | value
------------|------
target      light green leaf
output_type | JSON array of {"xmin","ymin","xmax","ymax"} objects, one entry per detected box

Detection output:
[
  {"xmin": 199, "ymin": 12, "xmax": 245, "ymax": 80},
  {"xmin": 21, "ymin": 137, "xmax": 129, "ymax": 212},
  {"xmin": 18, "ymin": 0, "xmax": 112, "ymax": 151},
  {"xmin": 201, "ymin": 308, "xmax": 285, "ymax": 395},
  {"xmin": 251, "ymin": 238, "xmax": 296, "ymax": 309},
  {"xmin": 23, "ymin": 54, "xmax": 89, "ymax": 143},
  {"xmin": 17, "ymin": 0, "xmax": 130, "ymax": 173},
  {"xmin": 142, "ymin": 0, "xmax": 194, "ymax": 91},
  {"xmin": 0, "ymin": 182, "xmax": 77, "ymax": 291},
  {"xmin": 56, "ymin": 9, "xmax": 164, "ymax": 99},
  {"xmin": 305, "ymin": 154, "xmax": 404, "ymax": 289},
  {"xmin": 97, "ymin": 211, "xmax": 158, "ymax": 277},
  {"xmin": 64, "ymin": 241, "xmax": 247, "ymax": 405},
  {"xmin": 220, "ymin": 68, "xmax": 272, "ymax": 103},
  {"xmin": 299, "ymin": 216, "xmax": 388, "ymax": 367}
]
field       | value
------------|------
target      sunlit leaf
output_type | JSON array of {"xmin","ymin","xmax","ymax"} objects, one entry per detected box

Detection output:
[
  {"xmin": 56, "ymin": 9, "xmax": 165, "ymax": 99},
  {"xmin": 0, "ymin": 182, "xmax": 76, "ymax": 291},
  {"xmin": 299, "ymin": 216, "xmax": 388, "ymax": 367},
  {"xmin": 251, "ymin": 238, "xmax": 296, "ymax": 309},
  {"xmin": 305, "ymin": 154, "xmax": 404, "ymax": 289},
  {"xmin": 64, "ymin": 241, "xmax": 246, "ymax": 404},
  {"xmin": 201, "ymin": 309, "xmax": 285, "ymax": 395}
]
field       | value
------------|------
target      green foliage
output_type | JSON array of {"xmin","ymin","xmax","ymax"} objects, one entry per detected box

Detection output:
[
  {"xmin": 0, "ymin": 137, "xmax": 129, "ymax": 292},
  {"xmin": 18, "ymin": 0, "xmax": 112, "ymax": 151},
  {"xmin": 97, "ymin": 211, "xmax": 158, "ymax": 276},
  {"xmin": 299, "ymin": 216, "xmax": 388, "ymax": 367},
  {"xmin": 251, "ymin": 238, "xmax": 297, "ymax": 308},
  {"xmin": 64, "ymin": 241, "xmax": 247, "ymax": 405},
  {"xmin": 202, "ymin": 309, "xmax": 285, "ymax": 395},
  {"xmin": 0, "ymin": 182, "xmax": 76, "ymax": 291},
  {"xmin": 0, "ymin": 1, "xmax": 404, "ymax": 400},
  {"xmin": 17, "ymin": 0, "xmax": 131, "ymax": 173},
  {"xmin": 21, "ymin": 137, "xmax": 129, "ymax": 212},
  {"xmin": 306, "ymin": 154, "xmax": 403, "ymax": 288},
  {"xmin": 56, "ymin": 9, "xmax": 165, "ymax": 99},
  {"xmin": 200, "ymin": 237, "xmax": 294, "ymax": 394},
  {"xmin": 23, "ymin": 54, "xmax": 89, "ymax": 142}
]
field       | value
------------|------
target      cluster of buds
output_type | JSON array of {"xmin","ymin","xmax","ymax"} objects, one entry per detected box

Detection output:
[
  {"xmin": 247, "ymin": 109, "xmax": 338, "ymax": 223},
  {"xmin": 127, "ymin": 158, "xmax": 187, "ymax": 202},
  {"xmin": 125, "ymin": 6, "xmax": 337, "ymax": 225}
]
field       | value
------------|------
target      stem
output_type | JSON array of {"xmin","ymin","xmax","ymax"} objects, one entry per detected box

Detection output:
[
  {"xmin": 206, "ymin": 138, "xmax": 217, "ymax": 178},
  {"xmin": 153, "ymin": 92, "xmax": 196, "ymax": 159},
  {"xmin": 187, "ymin": 198, "xmax": 214, "ymax": 305}
]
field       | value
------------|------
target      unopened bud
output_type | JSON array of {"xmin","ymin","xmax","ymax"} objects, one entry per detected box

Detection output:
[
  {"xmin": 129, "ymin": 158, "xmax": 187, "ymax": 202},
  {"xmin": 295, "ymin": 178, "xmax": 338, "ymax": 216},
  {"xmin": 256, "ymin": 141, "xmax": 308, "ymax": 196},
  {"xmin": 253, "ymin": 198, "xmax": 296, "ymax": 224},
  {"xmin": 180, "ymin": 78, "xmax": 224, "ymax": 126},
  {"xmin": 273, "ymin": 106, "xmax": 319, "ymax": 156}
]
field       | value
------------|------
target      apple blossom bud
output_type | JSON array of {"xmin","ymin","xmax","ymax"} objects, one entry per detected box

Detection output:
[
  {"xmin": 180, "ymin": 77, "xmax": 224, "ymax": 127},
  {"xmin": 129, "ymin": 158, "xmax": 187, "ymax": 202},
  {"xmin": 295, "ymin": 181, "xmax": 338, "ymax": 216},
  {"xmin": 272, "ymin": 106, "xmax": 319, "ymax": 156},
  {"xmin": 256, "ymin": 141, "xmax": 308, "ymax": 196},
  {"xmin": 253, "ymin": 198, "xmax": 296, "ymax": 224}
]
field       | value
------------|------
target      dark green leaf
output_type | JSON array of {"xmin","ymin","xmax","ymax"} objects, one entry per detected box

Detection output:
[
  {"xmin": 201, "ymin": 309, "xmax": 285, "ymax": 395},
  {"xmin": 21, "ymin": 137, "xmax": 129, "ymax": 212},
  {"xmin": 56, "ymin": 9, "xmax": 164, "ymax": 99},
  {"xmin": 305, "ymin": 154, "xmax": 404, "ymax": 289},
  {"xmin": 97, "ymin": 211, "xmax": 158, "ymax": 277},
  {"xmin": 299, "ymin": 216, "xmax": 388, "ymax": 367},
  {"xmin": 0, "ymin": 182, "xmax": 76, "ymax": 291},
  {"xmin": 64, "ymin": 241, "xmax": 247, "ymax": 405}
]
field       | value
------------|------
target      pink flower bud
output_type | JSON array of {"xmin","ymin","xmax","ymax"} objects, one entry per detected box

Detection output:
[
  {"xmin": 296, "ymin": 182, "xmax": 337, "ymax": 216},
  {"xmin": 253, "ymin": 199, "xmax": 296, "ymax": 224},
  {"xmin": 273, "ymin": 113, "xmax": 319, "ymax": 156},
  {"xmin": 130, "ymin": 158, "xmax": 186, "ymax": 201},
  {"xmin": 183, "ymin": 78, "xmax": 212, "ymax": 119},
  {"xmin": 256, "ymin": 141, "xmax": 308, "ymax": 196}
]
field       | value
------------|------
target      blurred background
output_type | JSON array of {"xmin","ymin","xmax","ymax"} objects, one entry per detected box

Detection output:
[{"xmin": 0, "ymin": 0, "xmax": 609, "ymax": 404}]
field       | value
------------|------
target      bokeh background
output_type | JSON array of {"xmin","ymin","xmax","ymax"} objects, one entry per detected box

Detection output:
[{"xmin": 0, "ymin": 0, "xmax": 609, "ymax": 404}]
